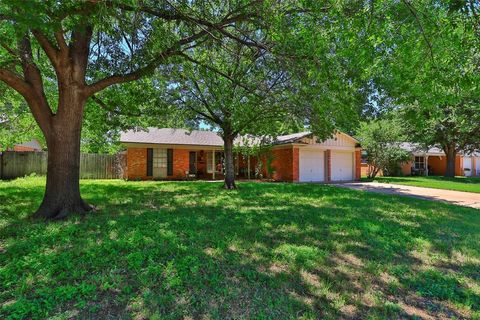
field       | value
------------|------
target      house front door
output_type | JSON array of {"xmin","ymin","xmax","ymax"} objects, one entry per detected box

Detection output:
[{"xmin": 189, "ymin": 151, "xmax": 197, "ymax": 174}]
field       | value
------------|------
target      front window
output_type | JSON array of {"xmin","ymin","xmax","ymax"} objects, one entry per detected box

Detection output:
[
  {"xmin": 207, "ymin": 151, "xmax": 223, "ymax": 173},
  {"xmin": 153, "ymin": 148, "xmax": 168, "ymax": 177},
  {"xmin": 414, "ymin": 156, "xmax": 425, "ymax": 170}
]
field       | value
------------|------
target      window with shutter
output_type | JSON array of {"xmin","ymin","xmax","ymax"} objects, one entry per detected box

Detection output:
[
  {"xmin": 167, "ymin": 149, "xmax": 173, "ymax": 176},
  {"xmin": 147, "ymin": 148, "xmax": 153, "ymax": 176}
]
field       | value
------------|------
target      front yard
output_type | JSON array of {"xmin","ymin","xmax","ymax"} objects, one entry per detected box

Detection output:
[
  {"xmin": 0, "ymin": 178, "xmax": 479, "ymax": 319},
  {"xmin": 371, "ymin": 176, "xmax": 480, "ymax": 193}
]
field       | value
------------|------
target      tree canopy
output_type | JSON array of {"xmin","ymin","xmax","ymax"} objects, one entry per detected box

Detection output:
[{"xmin": 367, "ymin": 0, "xmax": 480, "ymax": 176}]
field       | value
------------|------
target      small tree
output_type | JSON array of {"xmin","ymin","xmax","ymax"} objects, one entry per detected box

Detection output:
[{"xmin": 357, "ymin": 119, "xmax": 410, "ymax": 179}]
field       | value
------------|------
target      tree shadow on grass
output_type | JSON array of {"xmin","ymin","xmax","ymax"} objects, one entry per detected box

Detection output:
[{"xmin": 0, "ymin": 179, "xmax": 479, "ymax": 319}]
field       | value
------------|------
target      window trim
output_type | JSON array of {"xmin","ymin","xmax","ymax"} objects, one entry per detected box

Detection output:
[{"xmin": 414, "ymin": 156, "xmax": 425, "ymax": 169}]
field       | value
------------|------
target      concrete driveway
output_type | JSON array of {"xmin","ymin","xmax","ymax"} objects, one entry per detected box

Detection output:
[{"xmin": 336, "ymin": 182, "xmax": 480, "ymax": 209}]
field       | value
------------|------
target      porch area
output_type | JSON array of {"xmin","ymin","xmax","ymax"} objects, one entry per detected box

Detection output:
[
  {"xmin": 407, "ymin": 154, "xmax": 463, "ymax": 177},
  {"xmin": 186, "ymin": 150, "xmax": 261, "ymax": 180}
]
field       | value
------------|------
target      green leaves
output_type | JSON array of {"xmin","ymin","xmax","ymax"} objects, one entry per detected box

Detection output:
[{"xmin": 357, "ymin": 118, "xmax": 410, "ymax": 178}]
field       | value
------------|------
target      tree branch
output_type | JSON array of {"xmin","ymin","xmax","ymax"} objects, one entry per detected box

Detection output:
[
  {"xmin": 179, "ymin": 52, "xmax": 260, "ymax": 96},
  {"xmin": 54, "ymin": 29, "xmax": 69, "ymax": 56},
  {"xmin": 85, "ymin": 29, "xmax": 208, "ymax": 96},
  {"xmin": 31, "ymin": 29, "xmax": 59, "ymax": 66},
  {"xmin": 0, "ymin": 68, "xmax": 52, "ymax": 135},
  {"xmin": 90, "ymin": 95, "xmax": 141, "ymax": 116},
  {"xmin": 402, "ymin": 0, "xmax": 435, "ymax": 63},
  {"xmin": 190, "ymin": 79, "xmax": 223, "ymax": 123},
  {"xmin": 0, "ymin": 68, "xmax": 32, "ymax": 98}
]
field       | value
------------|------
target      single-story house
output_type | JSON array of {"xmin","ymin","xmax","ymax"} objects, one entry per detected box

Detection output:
[
  {"xmin": 0, "ymin": 139, "xmax": 42, "ymax": 152},
  {"xmin": 120, "ymin": 128, "xmax": 362, "ymax": 182},
  {"xmin": 361, "ymin": 142, "xmax": 480, "ymax": 177}
]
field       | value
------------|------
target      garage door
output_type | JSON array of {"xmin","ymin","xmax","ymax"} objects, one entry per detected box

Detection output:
[
  {"xmin": 299, "ymin": 150, "xmax": 324, "ymax": 182},
  {"xmin": 331, "ymin": 151, "xmax": 354, "ymax": 181},
  {"xmin": 464, "ymin": 157, "xmax": 472, "ymax": 176}
]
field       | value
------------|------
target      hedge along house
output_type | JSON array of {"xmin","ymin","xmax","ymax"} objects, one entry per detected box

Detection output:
[{"xmin": 120, "ymin": 128, "xmax": 362, "ymax": 182}]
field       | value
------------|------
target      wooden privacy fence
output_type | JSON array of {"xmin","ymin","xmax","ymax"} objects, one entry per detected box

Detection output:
[{"xmin": 0, "ymin": 151, "xmax": 126, "ymax": 180}]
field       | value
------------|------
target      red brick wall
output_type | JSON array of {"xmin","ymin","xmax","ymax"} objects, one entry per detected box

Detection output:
[
  {"xmin": 292, "ymin": 147, "xmax": 299, "ymax": 182},
  {"xmin": 355, "ymin": 149, "xmax": 361, "ymax": 180},
  {"xmin": 455, "ymin": 155, "xmax": 463, "ymax": 176},
  {"xmin": 325, "ymin": 150, "xmax": 331, "ymax": 182},
  {"xmin": 271, "ymin": 146, "xmax": 298, "ymax": 182},
  {"xmin": 427, "ymin": 155, "xmax": 463, "ymax": 176},
  {"xmin": 12, "ymin": 146, "xmax": 36, "ymax": 152},
  {"xmin": 473, "ymin": 158, "xmax": 477, "ymax": 177},
  {"xmin": 172, "ymin": 149, "xmax": 189, "ymax": 179},
  {"xmin": 126, "ymin": 148, "xmax": 148, "ymax": 180}
]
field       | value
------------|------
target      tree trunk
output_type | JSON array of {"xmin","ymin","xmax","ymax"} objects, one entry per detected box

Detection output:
[
  {"xmin": 223, "ymin": 134, "xmax": 237, "ymax": 189},
  {"xmin": 445, "ymin": 146, "xmax": 456, "ymax": 178},
  {"xmin": 33, "ymin": 94, "xmax": 92, "ymax": 219}
]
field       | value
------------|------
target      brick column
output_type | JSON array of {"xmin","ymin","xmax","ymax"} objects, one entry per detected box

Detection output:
[
  {"xmin": 325, "ymin": 149, "xmax": 331, "ymax": 182},
  {"xmin": 473, "ymin": 157, "xmax": 477, "ymax": 177},
  {"xmin": 355, "ymin": 148, "xmax": 361, "ymax": 180},
  {"xmin": 292, "ymin": 147, "xmax": 299, "ymax": 182}
]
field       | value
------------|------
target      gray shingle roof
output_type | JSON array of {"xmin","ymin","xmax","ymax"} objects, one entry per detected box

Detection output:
[
  {"xmin": 399, "ymin": 142, "xmax": 445, "ymax": 155},
  {"xmin": 15, "ymin": 139, "xmax": 42, "ymax": 150},
  {"xmin": 120, "ymin": 128, "xmax": 224, "ymax": 146},
  {"xmin": 274, "ymin": 132, "xmax": 312, "ymax": 144},
  {"xmin": 120, "ymin": 128, "xmax": 315, "ymax": 147}
]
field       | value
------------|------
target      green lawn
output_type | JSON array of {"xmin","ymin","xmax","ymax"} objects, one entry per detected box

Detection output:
[
  {"xmin": 370, "ymin": 176, "xmax": 480, "ymax": 193},
  {"xmin": 1, "ymin": 178, "xmax": 479, "ymax": 319}
]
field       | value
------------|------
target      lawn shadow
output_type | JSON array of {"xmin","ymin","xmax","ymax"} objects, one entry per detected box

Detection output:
[{"xmin": 0, "ymin": 179, "xmax": 479, "ymax": 319}]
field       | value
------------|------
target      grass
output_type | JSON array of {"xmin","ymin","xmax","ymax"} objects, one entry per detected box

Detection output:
[
  {"xmin": 0, "ymin": 177, "xmax": 479, "ymax": 319},
  {"xmin": 369, "ymin": 176, "xmax": 480, "ymax": 193}
]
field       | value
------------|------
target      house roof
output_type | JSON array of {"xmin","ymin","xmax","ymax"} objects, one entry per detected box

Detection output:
[
  {"xmin": 121, "ymin": 128, "xmax": 224, "ymax": 146},
  {"xmin": 399, "ymin": 142, "xmax": 443, "ymax": 155},
  {"xmin": 120, "ymin": 128, "xmax": 357, "ymax": 148},
  {"xmin": 273, "ymin": 132, "xmax": 312, "ymax": 144},
  {"xmin": 15, "ymin": 139, "xmax": 42, "ymax": 150}
]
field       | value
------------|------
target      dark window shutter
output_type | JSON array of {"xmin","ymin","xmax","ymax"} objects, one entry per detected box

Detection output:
[
  {"xmin": 147, "ymin": 148, "xmax": 153, "ymax": 176},
  {"xmin": 167, "ymin": 149, "xmax": 173, "ymax": 176}
]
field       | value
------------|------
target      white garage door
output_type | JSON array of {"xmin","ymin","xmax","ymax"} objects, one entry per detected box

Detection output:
[
  {"xmin": 299, "ymin": 150, "xmax": 324, "ymax": 182},
  {"xmin": 464, "ymin": 157, "xmax": 472, "ymax": 176},
  {"xmin": 331, "ymin": 151, "xmax": 354, "ymax": 181}
]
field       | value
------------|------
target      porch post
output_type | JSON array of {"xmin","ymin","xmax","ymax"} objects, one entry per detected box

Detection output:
[
  {"xmin": 473, "ymin": 157, "xmax": 477, "ymax": 177},
  {"xmin": 425, "ymin": 155, "xmax": 429, "ymax": 176},
  {"xmin": 212, "ymin": 150, "xmax": 216, "ymax": 180}
]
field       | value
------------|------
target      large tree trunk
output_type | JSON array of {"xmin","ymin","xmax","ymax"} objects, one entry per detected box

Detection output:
[
  {"xmin": 33, "ymin": 93, "xmax": 92, "ymax": 219},
  {"xmin": 445, "ymin": 145, "xmax": 456, "ymax": 178},
  {"xmin": 223, "ymin": 134, "xmax": 237, "ymax": 189}
]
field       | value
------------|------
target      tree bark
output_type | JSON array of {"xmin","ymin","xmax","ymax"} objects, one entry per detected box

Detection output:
[
  {"xmin": 33, "ymin": 93, "xmax": 93, "ymax": 219},
  {"xmin": 223, "ymin": 134, "xmax": 237, "ymax": 189},
  {"xmin": 445, "ymin": 146, "xmax": 457, "ymax": 178}
]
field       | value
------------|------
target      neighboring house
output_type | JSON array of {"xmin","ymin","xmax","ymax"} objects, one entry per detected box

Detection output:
[
  {"xmin": 3, "ymin": 139, "xmax": 43, "ymax": 152},
  {"xmin": 361, "ymin": 142, "xmax": 480, "ymax": 177},
  {"xmin": 120, "ymin": 128, "xmax": 362, "ymax": 182}
]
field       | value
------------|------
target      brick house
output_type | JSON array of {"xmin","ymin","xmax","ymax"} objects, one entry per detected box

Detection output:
[
  {"xmin": 2, "ymin": 139, "xmax": 42, "ymax": 152},
  {"xmin": 121, "ymin": 128, "xmax": 361, "ymax": 182},
  {"xmin": 361, "ymin": 143, "xmax": 480, "ymax": 177}
]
